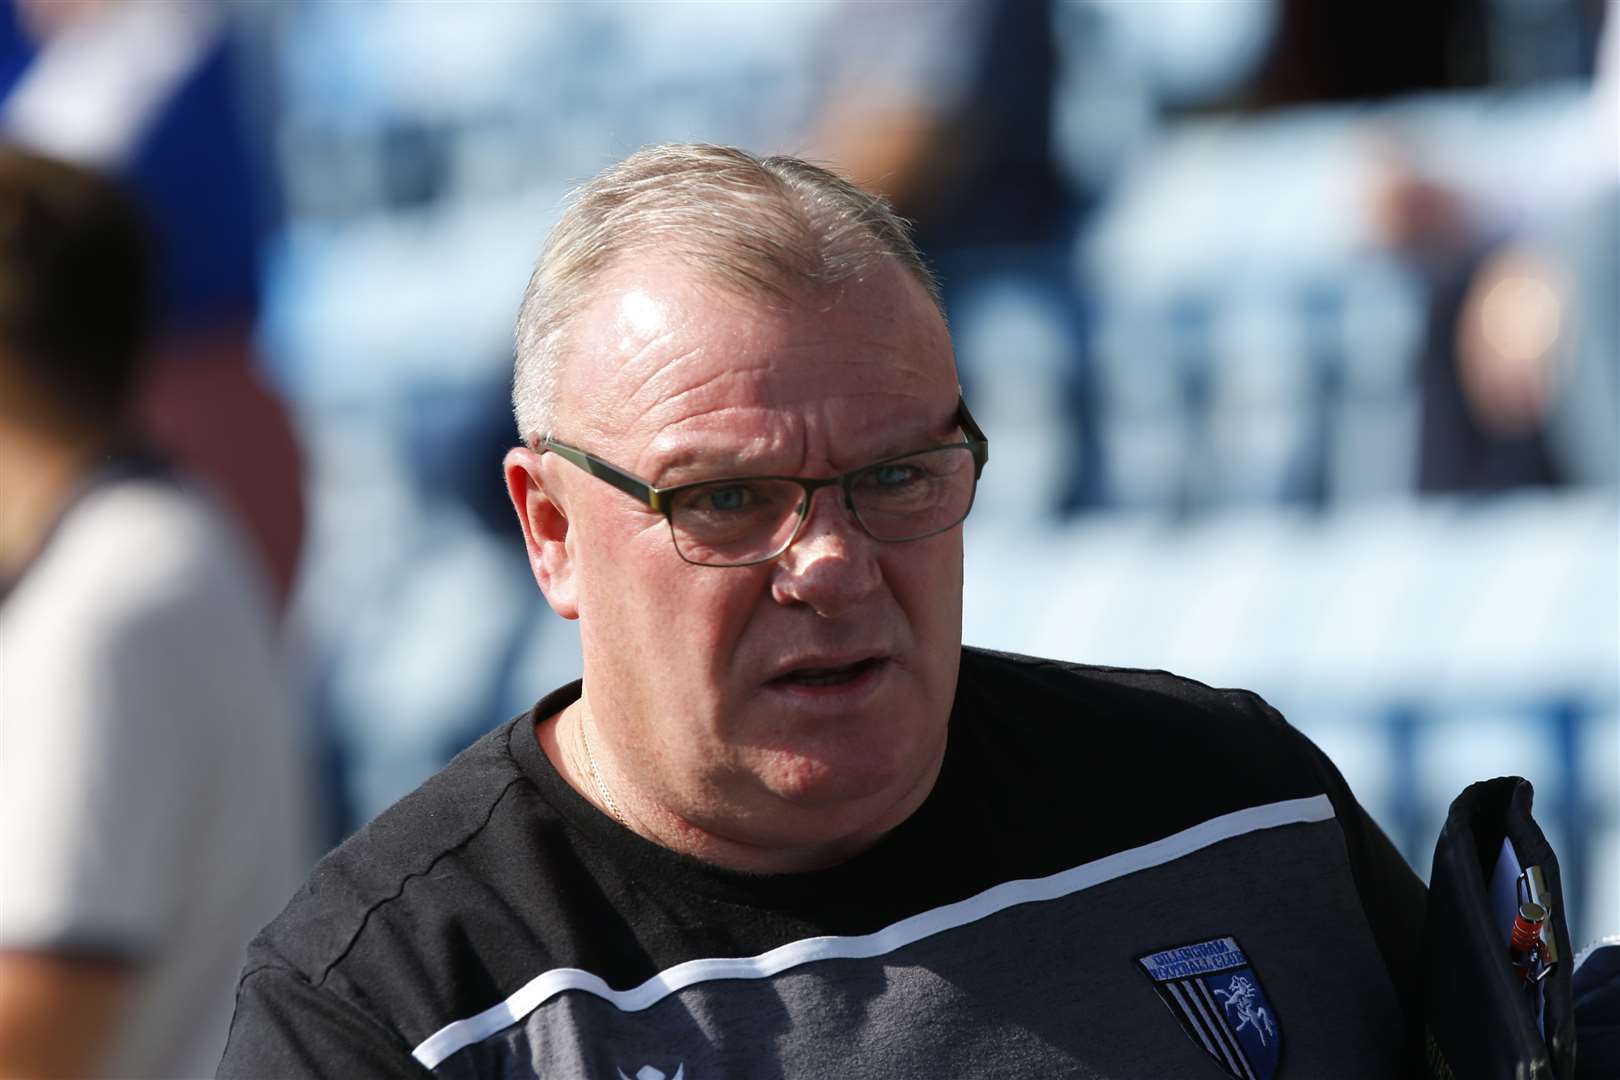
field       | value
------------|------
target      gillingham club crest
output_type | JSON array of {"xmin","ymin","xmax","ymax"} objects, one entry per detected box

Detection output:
[{"xmin": 1137, "ymin": 936, "xmax": 1281, "ymax": 1080}]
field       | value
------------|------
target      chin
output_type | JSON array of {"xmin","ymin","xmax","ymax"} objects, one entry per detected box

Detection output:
[{"xmin": 742, "ymin": 707, "xmax": 942, "ymax": 810}]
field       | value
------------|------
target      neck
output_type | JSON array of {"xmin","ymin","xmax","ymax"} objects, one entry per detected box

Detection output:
[
  {"xmin": 649, "ymin": 791, "xmax": 935, "ymax": 875},
  {"xmin": 537, "ymin": 692, "xmax": 941, "ymax": 875},
  {"xmin": 0, "ymin": 421, "xmax": 112, "ymax": 580}
]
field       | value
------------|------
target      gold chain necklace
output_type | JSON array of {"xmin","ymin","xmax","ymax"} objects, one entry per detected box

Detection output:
[{"xmin": 577, "ymin": 711, "xmax": 626, "ymax": 827}]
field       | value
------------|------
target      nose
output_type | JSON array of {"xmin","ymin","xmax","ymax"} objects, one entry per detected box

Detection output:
[{"xmin": 769, "ymin": 485, "xmax": 882, "ymax": 617}]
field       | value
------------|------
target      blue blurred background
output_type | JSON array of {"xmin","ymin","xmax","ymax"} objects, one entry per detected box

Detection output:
[{"xmin": 6, "ymin": 0, "xmax": 1613, "ymax": 944}]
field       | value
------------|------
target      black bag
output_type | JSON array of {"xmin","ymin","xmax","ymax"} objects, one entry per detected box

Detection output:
[{"xmin": 1420, "ymin": 777, "xmax": 1577, "ymax": 1079}]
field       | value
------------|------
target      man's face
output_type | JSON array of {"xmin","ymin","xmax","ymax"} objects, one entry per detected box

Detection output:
[{"xmin": 524, "ymin": 258, "xmax": 965, "ymax": 859}]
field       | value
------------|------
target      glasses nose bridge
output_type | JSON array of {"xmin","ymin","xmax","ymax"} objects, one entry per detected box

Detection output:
[
  {"xmin": 780, "ymin": 473, "xmax": 865, "ymax": 554},
  {"xmin": 802, "ymin": 472, "xmax": 854, "ymax": 509}
]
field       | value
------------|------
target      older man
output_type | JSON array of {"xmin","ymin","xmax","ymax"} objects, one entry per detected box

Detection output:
[{"xmin": 222, "ymin": 145, "xmax": 1423, "ymax": 1079}]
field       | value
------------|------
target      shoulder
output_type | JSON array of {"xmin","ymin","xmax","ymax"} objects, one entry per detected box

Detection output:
[
  {"xmin": 958, "ymin": 645, "xmax": 1305, "ymax": 767},
  {"xmin": 0, "ymin": 474, "xmax": 287, "ymax": 757},
  {"xmin": 0, "ymin": 476, "xmax": 303, "ymax": 969},
  {"xmin": 238, "ymin": 713, "xmax": 587, "ymax": 1053},
  {"xmin": 949, "ymin": 647, "xmax": 1357, "ymax": 865},
  {"xmin": 3, "ymin": 478, "xmax": 273, "ymax": 661},
  {"xmin": 952, "ymin": 646, "xmax": 1426, "ymax": 1015},
  {"xmin": 2, "ymin": 478, "xmax": 284, "ymax": 750},
  {"xmin": 247, "ymin": 719, "xmax": 536, "ymax": 977},
  {"xmin": 961, "ymin": 646, "xmax": 1282, "ymax": 712}
]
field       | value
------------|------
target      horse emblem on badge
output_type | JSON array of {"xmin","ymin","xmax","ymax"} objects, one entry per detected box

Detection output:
[{"xmin": 1137, "ymin": 936, "xmax": 1282, "ymax": 1079}]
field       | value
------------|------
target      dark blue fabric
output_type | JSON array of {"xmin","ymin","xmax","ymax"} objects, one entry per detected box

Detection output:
[
  {"xmin": 0, "ymin": 3, "xmax": 31, "ymax": 92},
  {"xmin": 124, "ymin": 32, "xmax": 268, "ymax": 329},
  {"xmin": 0, "ymin": 2, "xmax": 269, "ymax": 331},
  {"xmin": 1574, "ymin": 943, "xmax": 1620, "ymax": 1080}
]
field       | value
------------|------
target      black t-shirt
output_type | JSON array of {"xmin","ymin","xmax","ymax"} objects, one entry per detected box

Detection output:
[{"xmin": 221, "ymin": 648, "xmax": 1425, "ymax": 1078}]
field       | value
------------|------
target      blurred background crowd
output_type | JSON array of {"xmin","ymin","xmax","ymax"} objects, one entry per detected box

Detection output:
[{"xmin": 0, "ymin": 0, "xmax": 1615, "ymax": 1070}]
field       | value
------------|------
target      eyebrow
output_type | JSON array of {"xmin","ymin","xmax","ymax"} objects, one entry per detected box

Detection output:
[
  {"xmin": 650, "ymin": 455, "xmax": 765, "ymax": 488},
  {"xmin": 646, "ymin": 412, "xmax": 964, "ymax": 488}
]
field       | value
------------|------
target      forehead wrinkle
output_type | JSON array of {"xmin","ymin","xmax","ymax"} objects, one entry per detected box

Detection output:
[
  {"xmin": 616, "ymin": 346, "xmax": 925, "ymax": 443},
  {"xmin": 605, "ymin": 361, "xmax": 779, "ymax": 474},
  {"xmin": 613, "ymin": 336, "xmax": 694, "ymax": 419},
  {"xmin": 617, "ymin": 336, "xmax": 898, "ymax": 444},
  {"xmin": 642, "ymin": 386, "xmax": 950, "ymax": 482},
  {"xmin": 642, "ymin": 404, "xmax": 803, "ymax": 477},
  {"xmin": 573, "ymin": 334, "xmax": 698, "ymax": 444},
  {"xmin": 630, "ymin": 354, "xmax": 775, "ymax": 423},
  {"xmin": 572, "ymin": 262, "xmax": 955, "ymax": 477},
  {"xmin": 657, "ymin": 350, "xmax": 933, "ymax": 427}
]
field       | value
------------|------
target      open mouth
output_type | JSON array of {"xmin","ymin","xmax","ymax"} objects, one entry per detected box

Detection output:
[{"xmin": 769, "ymin": 657, "xmax": 886, "ymax": 688}]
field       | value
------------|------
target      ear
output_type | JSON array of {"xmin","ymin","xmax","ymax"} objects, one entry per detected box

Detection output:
[{"xmin": 504, "ymin": 447, "xmax": 579, "ymax": 620}]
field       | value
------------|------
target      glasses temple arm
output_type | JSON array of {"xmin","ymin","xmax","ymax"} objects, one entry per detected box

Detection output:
[
  {"xmin": 955, "ymin": 396, "xmax": 989, "ymax": 473},
  {"xmin": 541, "ymin": 438, "xmax": 662, "ymax": 510}
]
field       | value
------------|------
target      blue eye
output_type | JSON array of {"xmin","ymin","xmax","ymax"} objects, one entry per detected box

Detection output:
[
  {"xmin": 702, "ymin": 485, "xmax": 752, "ymax": 512},
  {"xmin": 872, "ymin": 464, "xmax": 923, "ymax": 488}
]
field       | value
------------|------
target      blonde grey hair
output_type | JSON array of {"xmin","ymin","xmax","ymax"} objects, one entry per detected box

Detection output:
[{"xmin": 511, "ymin": 143, "xmax": 940, "ymax": 443}]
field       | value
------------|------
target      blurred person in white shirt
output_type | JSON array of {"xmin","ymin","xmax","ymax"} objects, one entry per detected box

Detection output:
[{"xmin": 0, "ymin": 147, "xmax": 311, "ymax": 1079}]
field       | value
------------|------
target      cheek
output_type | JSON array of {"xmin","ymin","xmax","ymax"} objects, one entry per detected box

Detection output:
[
  {"xmin": 576, "ymin": 515, "xmax": 763, "ymax": 684},
  {"xmin": 886, "ymin": 535, "xmax": 964, "ymax": 643},
  {"xmin": 572, "ymin": 512, "xmax": 654, "ymax": 616},
  {"xmin": 664, "ymin": 569, "xmax": 773, "ymax": 680},
  {"xmin": 572, "ymin": 514, "xmax": 680, "ymax": 678}
]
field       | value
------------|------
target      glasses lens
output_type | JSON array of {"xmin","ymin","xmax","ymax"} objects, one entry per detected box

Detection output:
[
  {"xmin": 849, "ymin": 446, "xmax": 978, "ymax": 542},
  {"xmin": 668, "ymin": 478, "xmax": 805, "ymax": 566}
]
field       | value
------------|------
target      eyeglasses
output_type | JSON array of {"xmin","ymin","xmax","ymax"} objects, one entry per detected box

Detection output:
[{"xmin": 538, "ymin": 397, "xmax": 989, "ymax": 567}]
